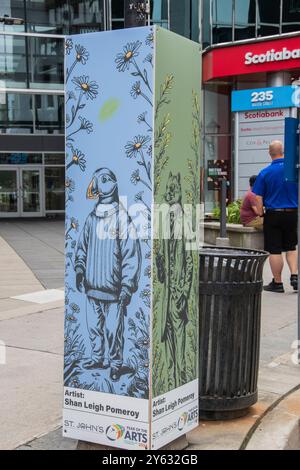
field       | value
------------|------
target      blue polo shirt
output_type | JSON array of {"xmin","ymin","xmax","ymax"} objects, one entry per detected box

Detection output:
[{"xmin": 252, "ymin": 158, "xmax": 298, "ymax": 209}]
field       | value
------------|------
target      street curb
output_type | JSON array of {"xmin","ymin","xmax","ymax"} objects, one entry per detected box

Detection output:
[{"xmin": 241, "ymin": 384, "xmax": 300, "ymax": 450}]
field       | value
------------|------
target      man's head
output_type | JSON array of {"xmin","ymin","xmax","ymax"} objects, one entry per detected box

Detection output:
[
  {"xmin": 269, "ymin": 140, "xmax": 284, "ymax": 160},
  {"xmin": 249, "ymin": 175, "xmax": 257, "ymax": 189}
]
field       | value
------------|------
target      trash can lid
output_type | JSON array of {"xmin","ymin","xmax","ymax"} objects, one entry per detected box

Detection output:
[{"xmin": 199, "ymin": 246, "xmax": 269, "ymax": 258}]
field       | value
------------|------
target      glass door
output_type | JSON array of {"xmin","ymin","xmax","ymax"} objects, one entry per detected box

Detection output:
[
  {"xmin": 0, "ymin": 168, "xmax": 20, "ymax": 217},
  {"xmin": 20, "ymin": 168, "xmax": 42, "ymax": 217}
]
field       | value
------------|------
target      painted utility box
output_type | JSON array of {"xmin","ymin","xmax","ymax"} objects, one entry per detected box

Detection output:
[{"xmin": 64, "ymin": 26, "xmax": 201, "ymax": 450}]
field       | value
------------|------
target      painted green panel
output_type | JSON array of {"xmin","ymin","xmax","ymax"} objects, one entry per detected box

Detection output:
[{"xmin": 152, "ymin": 27, "xmax": 201, "ymax": 398}]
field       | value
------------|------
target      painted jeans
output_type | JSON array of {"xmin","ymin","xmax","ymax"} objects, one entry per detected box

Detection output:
[
  {"xmin": 165, "ymin": 298, "xmax": 187, "ymax": 388},
  {"xmin": 86, "ymin": 296, "xmax": 125, "ymax": 369}
]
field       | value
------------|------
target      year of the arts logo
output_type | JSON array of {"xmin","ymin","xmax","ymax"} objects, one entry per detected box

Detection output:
[
  {"xmin": 106, "ymin": 424, "xmax": 125, "ymax": 441},
  {"xmin": 177, "ymin": 412, "xmax": 188, "ymax": 431}
]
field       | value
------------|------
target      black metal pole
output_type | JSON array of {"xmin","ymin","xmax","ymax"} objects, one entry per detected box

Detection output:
[{"xmin": 220, "ymin": 179, "xmax": 227, "ymax": 239}]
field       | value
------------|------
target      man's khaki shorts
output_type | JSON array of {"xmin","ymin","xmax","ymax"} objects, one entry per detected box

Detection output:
[{"xmin": 245, "ymin": 216, "xmax": 264, "ymax": 230}]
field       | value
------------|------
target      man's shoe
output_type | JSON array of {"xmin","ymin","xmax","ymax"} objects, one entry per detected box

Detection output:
[
  {"xmin": 110, "ymin": 367, "xmax": 123, "ymax": 382},
  {"xmin": 290, "ymin": 274, "xmax": 298, "ymax": 291},
  {"xmin": 83, "ymin": 360, "xmax": 109, "ymax": 370},
  {"xmin": 263, "ymin": 279, "xmax": 284, "ymax": 293}
]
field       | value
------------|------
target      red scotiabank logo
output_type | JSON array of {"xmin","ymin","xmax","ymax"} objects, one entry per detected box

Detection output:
[{"xmin": 244, "ymin": 110, "xmax": 284, "ymax": 119}]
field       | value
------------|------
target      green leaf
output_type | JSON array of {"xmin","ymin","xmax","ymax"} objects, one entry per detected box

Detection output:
[{"xmin": 99, "ymin": 98, "xmax": 120, "ymax": 122}]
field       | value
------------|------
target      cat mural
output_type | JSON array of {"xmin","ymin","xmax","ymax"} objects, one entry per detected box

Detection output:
[
  {"xmin": 156, "ymin": 172, "xmax": 193, "ymax": 389},
  {"xmin": 75, "ymin": 168, "xmax": 142, "ymax": 382}
]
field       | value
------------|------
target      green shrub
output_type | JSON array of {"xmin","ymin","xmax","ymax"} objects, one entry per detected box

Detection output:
[{"xmin": 212, "ymin": 200, "xmax": 242, "ymax": 225}]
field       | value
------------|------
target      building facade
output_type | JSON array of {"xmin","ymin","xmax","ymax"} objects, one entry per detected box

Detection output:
[
  {"xmin": 0, "ymin": 1, "xmax": 300, "ymax": 216},
  {"xmin": 0, "ymin": 0, "xmax": 200, "ymax": 217},
  {"xmin": 203, "ymin": 0, "xmax": 300, "ymax": 212}
]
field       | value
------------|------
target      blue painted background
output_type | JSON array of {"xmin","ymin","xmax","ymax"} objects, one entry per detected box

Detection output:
[{"xmin": 64, "ymin": 27, "xmax": 154, "ymax": 398}]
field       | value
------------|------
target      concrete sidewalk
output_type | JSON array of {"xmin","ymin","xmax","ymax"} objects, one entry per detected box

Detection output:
[
  {"xmin": 0, "ymin": 230, "xmax": 64, "ymax": 450},
  {"xmin": 0, "ymin": 218, "xmax": 64, "ymax": 289},
  {"xmin": 0, "ymin": 220, "xmax": 299, "ymax": 450}
]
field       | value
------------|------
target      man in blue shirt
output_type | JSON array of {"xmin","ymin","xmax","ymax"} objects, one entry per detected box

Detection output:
[{"xmin": 253, "ymin": 140, "xmax": 298, "ymax": 293}]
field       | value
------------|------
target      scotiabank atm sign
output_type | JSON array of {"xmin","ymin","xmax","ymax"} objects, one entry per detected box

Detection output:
[{"xmin": 203, "ymin": 36, "xmax": 300, "ymax": 82}]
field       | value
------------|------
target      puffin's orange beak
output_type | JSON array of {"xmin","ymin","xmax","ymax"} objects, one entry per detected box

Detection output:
[{"xmin": 86, "ymin": 178, "xmax": 99, "ymax": 199}]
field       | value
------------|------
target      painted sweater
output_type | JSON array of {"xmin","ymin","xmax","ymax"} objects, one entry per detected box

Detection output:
[{"xmin": 75, "ymin": 203, "xmax": 141, "ymax": 301}]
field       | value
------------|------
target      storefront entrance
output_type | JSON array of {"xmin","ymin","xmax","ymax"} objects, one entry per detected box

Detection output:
[
  {"xmin": 0, "ymin": 167, "xmax": 43, "ymax": 217},
  {"xmin": 0, "ymin": 153, "xmax": 65, "ymax": 218}
]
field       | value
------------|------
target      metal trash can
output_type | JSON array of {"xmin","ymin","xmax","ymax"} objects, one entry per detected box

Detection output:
[{"xmin": 199, "ymin": 246, "xmax": 268, "ymax": 420}]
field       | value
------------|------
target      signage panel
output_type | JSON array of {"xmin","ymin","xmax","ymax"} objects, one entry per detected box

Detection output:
[
  {"xmin": 203, "ymin": 36, "xmax": 300, "ymax": 82},
  {"xmin": 232, "ymin": 87, "xmax": 300, "ymax": 112}
]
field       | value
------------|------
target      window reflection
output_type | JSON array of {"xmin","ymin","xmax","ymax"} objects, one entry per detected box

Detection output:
[
  {"xmin": 26, "ymin": 0, "xmax": 67, "ymax": 34},
  {"xmin": 202, "ymin": 0, "xmax": 211, "ymax": 47},
  {"xmin": 257, "ymin": 0, "xmax": 280, "ymax": 37},
  {"xmin": 44, "ymin": 154, "xmax": 65, "ymax": 165},
  {"xmin": 0, "ymin": 153, "xmax": 42, "ymax": 164},
  {"xmin": 0, "ymin": 0, "xmax": 25, "ymax": 32},
  {"xmin": 212, "ymin": 0, "xmax": 233, "ymax": 44},
  {"xmin": 69, "ymin": 0, "xmax": 105, "ymax": 34},
  {"xmin": 282, "ymin": 0, "xmax": 300, "ymax": 33},
  {"xmin": 170, "ymin": 0, "xmax": 192, "ymax": 38},
  {"xmin": 234, "ymin": 0, "xmax": 256, "ymax": 40},
  {"xmin": 0, "ymin": 34, "xmax": 27, "ymax": 88},
  {"xmin": 35, "ymin": 95, "xmax": 64, "ymax": 134},
  {"xmin": 0, "ymin": 170, "xmax": 18, "ymax": 212},
  {"xmin": 0, "ymin": 93, "xmax": 64, "ymax": 134},
  {"xmin": 0, "ymin": 34, "xmax": 64, "ymax": 90},
  {"xmin": 45, "ymin": 167, "xmax": 65, "ymax": 211},
  {"xmin": 152, "ymin": 0, "xmax": 168, "ymax": 28},
  {"xmin": 111, "ymin": 0, "xmax": 124, "ymax": 30},
  {"xmin": 204, "ymin": 84, "xmax": 231, "ymax": 135},
  {"xmin": 0, "ymin": 93, "xmax": 33, "ymax": 133},
  {"xmin": 29, "ymin": 36, "xmax": 64, "ymax": 90}
]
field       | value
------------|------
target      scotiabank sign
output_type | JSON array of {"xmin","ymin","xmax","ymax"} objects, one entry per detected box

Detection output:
[
  {"xmin": 243, "ymin": 109, "xmax": 285, "ymax": 119},
  {"xmin": 203, "ymin": 36, "xmax": 300, "ymax": 82},
  {"xmin": 245, "ymin": 47, "xmax": 300, "ymax": 65}
]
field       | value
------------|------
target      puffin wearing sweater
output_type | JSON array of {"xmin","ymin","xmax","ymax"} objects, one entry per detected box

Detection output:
[{"xmin": 75, "ymin": 168, "xmax": 141, "ymax": 382}]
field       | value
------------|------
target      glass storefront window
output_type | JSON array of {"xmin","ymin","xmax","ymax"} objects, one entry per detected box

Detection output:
[
  {"xmin": 22, "ymin": 169, "xmax": 41, "ymax": 213},
  {"xmin": 0, "ymin": 34, "xmax": 27, "ymax": 88},
  {"xmin": 212, "ymin": 0, "xmax": 233, "ymax": 44},
  {"xmin": 0, "ymin": 153, "xmax": 42, "ymax": 164},
  {"xmin": 202, "ymin": 0, "xmax": 211, "ymax": 47},
  {"xmin": 111, "ymin": 0, "xmax": 124, "ymax": 30},
  {"xmin": 257, "ymin": 0, "xmax": 280, "ymax": 37},
  {"xmin": 45, "ymin": 167, "xmax": 65, "ymax": 211},
  {"xmin": 25, "ymin": 0, "xmax": 69, "ymax": 34},
  {"xmin": 152, "ymin": 0, "xmax": 169, "ymax": 29},
  {"xmin": 170, "ymin": 0, "xmax": 192, "ymax": 38},
  {"xmin": 0, "ymin": 169, "xmax": 18, "ymax": 212},
  {"xmin": 0, "ymin": 35, "xmax": 64, "ymax": 90},
  {"xmin": 69, "ymin": 0, "xmax": 105, "ymax": 34},
  {"xmin": 0, "ymin": 93, "xmax": 33, "ymax": 134},
  {"xmin": 44, "ymin": 154, "xmax": 65, "ymax": 165},
  {"xmin": 0, "ymin": 1, "xmax": 25, "ymax": 32},
  {"xmin": 35, "ymin": 94, "xmax": 64, "ymax": 134},
  {"xmin": 282, "ymin": 0, "xmax": 300, "ymax": 33},
  {"xmin": 28, "ymin": 36, "xmax": 64, "ymax": 90},
  {"xmin": 204, "ymin": 84, "xmax": 231, "ymax": 135},
  {"xmin": 234, "ymin": 0, "xmax": 256, "ymax": 40},
  {"xmin": 0, "ymin": 93, "xmax": 64, "ymax": 134},
  {"xmin": 204, "ymin": 80, "xmax": 232, "ymax": 212}
]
